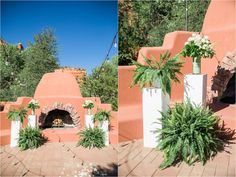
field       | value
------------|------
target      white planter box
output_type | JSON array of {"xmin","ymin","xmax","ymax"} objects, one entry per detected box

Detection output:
[
  {"xmin": 184, "ymin": 74, "xmax": 207, "ymax": 107},
  {"xmin": 143, "ymin": 88, "xmax": 170, "ymax": 148},
  {"xmin": 85, "ymin": 115, "xmax": 94, "ymax": 128},
  {"xmin": 100, "ymin": 121, "xmax": 109, "ymax": 146},
  {"xmin": 28, "ymin": 115, "xmax": 37, "ymax": 128},
  {"xmin": 10, "ymin": 120, "xmax": 21, "ymax": 147}
]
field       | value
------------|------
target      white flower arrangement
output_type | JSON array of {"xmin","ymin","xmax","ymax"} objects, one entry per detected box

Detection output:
[
  {"xmin": 82, "ymin": 100, "xmax": 94, "ymax": 110},
  {"xmin": 27, "ymin": 99, "xmax": 40, "ymax": 115},
  {"xmin": 182, "ymin": 33, "xmax": 215, "ymax": 59}
]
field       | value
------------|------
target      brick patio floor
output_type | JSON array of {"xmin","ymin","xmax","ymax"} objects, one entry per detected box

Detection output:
[
  {"xmin": 118, "ymin": 139, "xmax": 236, "ymax": 177},
  {"xmin": 0, "ymin": 142, "xmax": 118, "ymax": 177}
]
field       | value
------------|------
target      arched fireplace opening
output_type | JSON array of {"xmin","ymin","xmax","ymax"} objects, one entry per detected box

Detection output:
[
  {"xmin": 42, "ymin": 109, "xmax": 75, "ymax": 128},
  {"xmin": 220, "ymin": 73, "xmax": 235, "ymax": 104}
]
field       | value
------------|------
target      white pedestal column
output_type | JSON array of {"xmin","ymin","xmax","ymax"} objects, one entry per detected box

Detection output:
[
  {"xmin": 184, "ymin": 74, "xmax": 207, "ymax": 107},
  {"xmin": 85, "ymin": 115, "xmax": 94, "ymax": 128},
  {"xmin": 10, "ymin": 120, "xmax": 21, "ymax": 147},
  {"xmin": 143, "ymin": 88, "xmax": 170, "ymax": 148},
  {"xmin": 28, "ymin": 115, "xmax": 36, "ymax": 128},
  {"xmin": 100, "ymin": 121, "xmax": 109, "ymax": 146}
]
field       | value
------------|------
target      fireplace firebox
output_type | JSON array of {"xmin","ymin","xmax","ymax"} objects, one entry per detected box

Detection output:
[{"xmin": 42, "ymin": 109, "xmax": 75, "ymax": 128}]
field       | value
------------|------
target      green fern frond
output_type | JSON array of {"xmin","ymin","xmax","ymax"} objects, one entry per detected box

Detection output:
[
  {"xmin": 156, "ymin": 101, "xmax": 224, "ymax": 169},
  {"xmin": 131, "ymin": 51, "xmax": 184, "ymax": 95}
]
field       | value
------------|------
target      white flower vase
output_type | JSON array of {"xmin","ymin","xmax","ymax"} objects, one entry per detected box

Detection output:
[
  {"xmin": 87, "ymin": 109, "xmax": 91, "ymax": 115},
  {"xmin": 85, "ymin": 114, "xmax": 94, "ymax": 128},
  {"xmin": 192, "ymin": 57, "xmax": 201, "ymax": 74},
  {"xmin": 100, "ymin": 120, "xmax": 109, "ymax": 146},
  {"xmin": 10, "ymin": 120, "xmax": 21, "ymax": 147},
  {"xmin": 28, "ymin": 115, "xmax": 37, "ymax": 128},
  {"xmin": 143, "ymin": 80, "xmax": 170, "ymax": 148}
]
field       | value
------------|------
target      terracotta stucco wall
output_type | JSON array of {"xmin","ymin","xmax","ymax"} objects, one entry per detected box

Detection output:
[{"xmin": 118, "ymin": 0, "xmax": 236, "ymax": 142}]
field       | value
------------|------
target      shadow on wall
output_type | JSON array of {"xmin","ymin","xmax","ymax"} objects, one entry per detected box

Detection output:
[{"xmin": 92, "ymin": 163, "xmax": 118, "ymax": 176}]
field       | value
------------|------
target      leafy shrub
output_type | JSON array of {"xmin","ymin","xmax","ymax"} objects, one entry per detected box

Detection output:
[
  {"xmin": 77, "ymin": 127, "xmax": 105, "ymax": 149},
  {"xmin": 93, "ymin": 109, "xmax": 111, "ymax": 124},
  {"xmin": 18, "ymin": 127, "xmax": 46, "ymax": 150},
  {"xmin": 7, "ymin": 108, "xmax": 27, "ymax": 124},
  {"xmin": 156, "ymin": 102, "xmax": 223, "ymax": 169},
  {"xmin": 132, "ymin": 52, "xmax": 183, "ymax": 95}
]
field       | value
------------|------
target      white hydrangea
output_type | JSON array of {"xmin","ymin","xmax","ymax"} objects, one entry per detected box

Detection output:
[
  {"xmin": 29, "ymin": 99, "xmax": 39, "ymax": 106},
  {"xmin": 183, "ymin": 33, "xmax": 215, "ymax": 58}
]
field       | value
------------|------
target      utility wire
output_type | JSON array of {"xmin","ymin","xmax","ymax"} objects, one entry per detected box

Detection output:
[{"xmin": 96, "ymin": 31, "xmax": 118, "ymax": 78}]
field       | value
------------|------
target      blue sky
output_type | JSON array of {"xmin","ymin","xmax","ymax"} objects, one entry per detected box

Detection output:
[{"xmin": 1, "ymin": 1, "xmax": 118, "ymax": 74}]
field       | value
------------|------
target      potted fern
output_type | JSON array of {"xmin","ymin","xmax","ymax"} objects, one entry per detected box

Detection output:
[
  {"xmin": 83, "ymin": 100, "xmax": 94, "ymax": 128},
  {"xmin": 93, "ymin": 109, "xmax": 111, "ymax": 146},
  {"xmin": 77, "ymin": 127, "xmax": 105, "ymax": 149},
  {"xmin": 156, "ymin": 102, "xmax": 223, "ymax": 169},
  {"xmin": 7, "ymin": 108, "xmax": 27, "ymax": 147},
  {"xmin": 27, "ymin": 99, "xmax": 40, "ymax": 128},
  {"xmin": 132, "ymin": 51, "xmax": 183, "ymax": 148}
]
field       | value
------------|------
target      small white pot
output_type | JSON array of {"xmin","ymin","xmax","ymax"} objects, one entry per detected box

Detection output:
[
  {"xmin": 28, "ymin": 115, "xmax": 37, "ymax": 128},
  {"xmin": 143, "ymin": 87, "xmax": 170, "ymax": 148},
  {"xmin": 10, "ymin": 120, "xmax": 21, "ymax": 147},
  {"xmin": 100, "ymin": 120, "xmax": 109, "ymax": 146},
  {"xmin": 85, "ymin": 115, "xmax": 94, "ymax": 128}
]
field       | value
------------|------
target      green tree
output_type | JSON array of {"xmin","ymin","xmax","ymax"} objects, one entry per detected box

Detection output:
[
  {"xmin": 80, "ymin": 56, "xmax": 118, "ymax": 111},
  {"xmin": 0, "ymin": 28, "xmax": 59, "ymax": 101},
  {"xmin": 0, "ymin": 44, "xmax": 25, "ymax": 101},
  {"xmin": 118, "ymin": 0, "xmax": 210, "ymax": 65},
  {"xmin": 148, "ymin": 0, "xmax": 210, "ymax": 46}
]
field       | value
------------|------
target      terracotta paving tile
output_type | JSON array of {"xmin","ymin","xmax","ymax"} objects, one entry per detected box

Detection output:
[
  {"xmin": 119, "ymin": 147, "xmax": 152, "ymax": 176},
  {"xmin": 201, "ymin": 160, "xmax": 217, "ymax": 177},
  {"xmin": 118, "ymin": 140, "xmax": 142, "ymax": 163},
  {"xmin": 177, "ymin": 163, "xmax": 194, "ymax": 177},
  {"xmin": 1, "ymin": 147, "xmax": 21, "ymax": 176},
  {"xmin": 119, "ymin": 140, "xmax": 236, "ymax": 177},
  {"xmin": 128, "ymin": 150, "xmax": 160, "ymax": 176},
  {"xmin": 1, "ymin": 141, "xmax": 117, "ymax": 177},
  {"xmin": 227, "ymin": 166, "xmax": 235, "ymax": 177},
  {"xmin": 153, "ymin": 163, "xmax": 183, "ymax": 177}
]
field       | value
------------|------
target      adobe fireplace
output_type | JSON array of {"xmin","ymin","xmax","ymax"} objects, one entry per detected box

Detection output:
[{"xmin": 34, "ymin": 71, "xmax": 112, "ymax": 130}]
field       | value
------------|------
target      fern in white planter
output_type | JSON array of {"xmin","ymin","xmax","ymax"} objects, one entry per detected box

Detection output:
[
  {"xmin": 94, "ymin": 109, "xmax": 111, "ymax": 146},
  {"xmin": 131, "ymin": 51, "xmax": 184, "ymax": 148},
  {"xmin": 7, "ymin": 108, "xmax": 27, "ymax": 147}
]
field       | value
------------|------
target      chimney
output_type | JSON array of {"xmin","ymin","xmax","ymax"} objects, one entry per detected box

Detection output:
[
  {"xmin": 0, "ymin": 39, "xmax": 6, "ymax": 45},
  {"xmin": 17, "ymin": 43, "xmax": 24, "ymax": 50}
]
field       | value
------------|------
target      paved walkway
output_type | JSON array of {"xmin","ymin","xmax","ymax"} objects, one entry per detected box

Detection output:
[
  {"xmin": 0, "ymin": 142, "xmax": 118, "ymax": 177},
  {"xmin": 118, "ymin": 140, "xmax": 236, "ymax": 177}
]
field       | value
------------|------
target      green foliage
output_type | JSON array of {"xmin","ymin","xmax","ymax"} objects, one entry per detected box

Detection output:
[
  {"xmin": 77, "ymin": 127, "xmax": 105, "ymax": 149},
  {"xmin": 27, "ymin": 99, "xmax": 40, "ymax": 114},
  {"xmin": 0, "ymin": 28, "xmax": 59, "ymax": 101},
  {"xmin": 132, "ymin": 52, "xmax": 183, "ymax": 95},
  {"xmin": 12, "ymin": 28, "xmax": 59, "ymax": 97},
  {"xmin": 94, "ymin": 109, "xmax": 111, "ymax": 123},
  {"xmin": 80, "ymin": 56, "xmax": 118, "ymax": 111},
  {"xmin": 119, "ymin": 0, "xmax": 210, "ymax": 65},
  {"xmin": 18, "ymin": 127, "xmax": 46, "ymax": 150},
  {"xmin": 0, "ymin": 45, "xmax": 25, "ymax": 101},
  {"xmin": 156, "ymin": 102, "xmax": 223, "ymax": 169},
  {"xmin": 82, "ymin": 100, "xmax": 94, "ymax": 109},
  {"xmin": 7, "ymin": 108, "xmax": 27, "ymax": 124}
]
